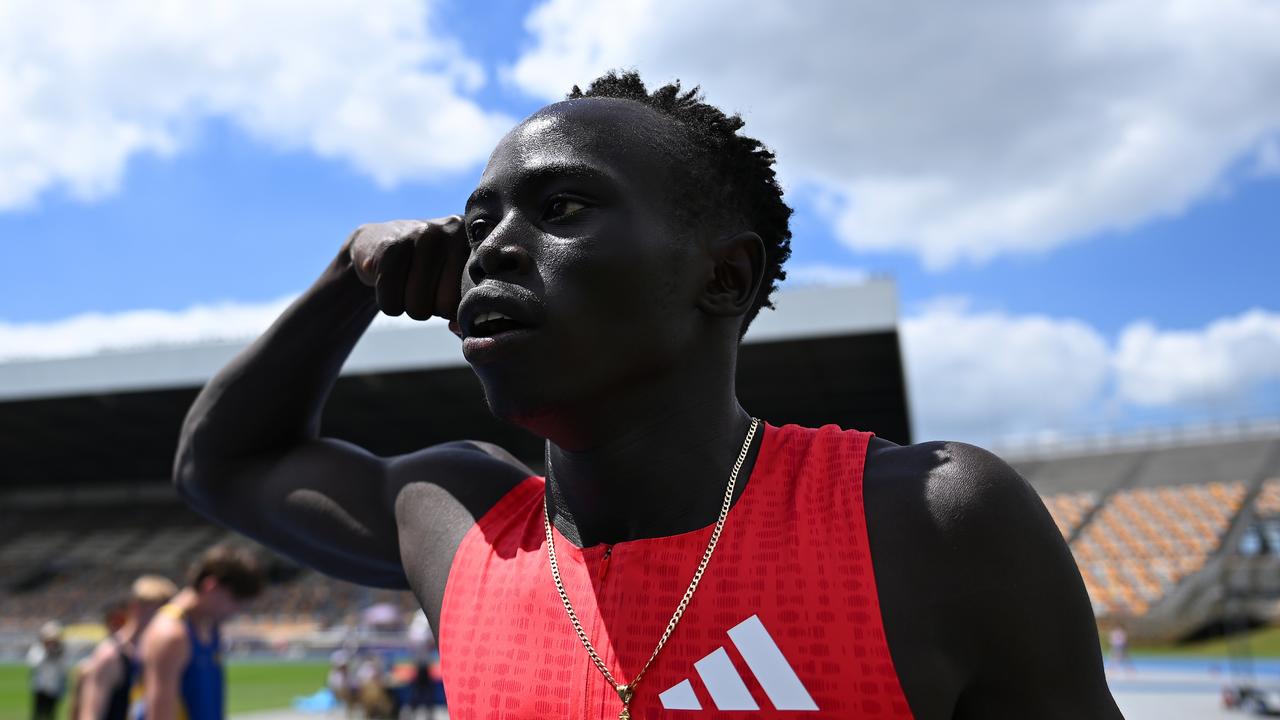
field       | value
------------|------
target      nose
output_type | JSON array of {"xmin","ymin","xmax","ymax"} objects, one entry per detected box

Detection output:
[{"xmin": 467, "ymin": 227, "xmax": 534, "ymax": 284}]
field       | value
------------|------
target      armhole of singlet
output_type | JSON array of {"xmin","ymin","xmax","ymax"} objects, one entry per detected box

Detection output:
[
  {"xmin": 438, "ymin": 475, "xmax": 545, "ymax": 642},
  {"xmin": 845, "ymin": 428, "xmax": 916, "ymax": 712},
  {"xmin": 448, "ymin": 473, "xmax": 544, "ymax": 559}
]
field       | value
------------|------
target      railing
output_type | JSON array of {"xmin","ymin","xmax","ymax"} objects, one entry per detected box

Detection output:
[{"xmin": 993, "ymin": 417, "xmax": 1280, "ymax": 461}]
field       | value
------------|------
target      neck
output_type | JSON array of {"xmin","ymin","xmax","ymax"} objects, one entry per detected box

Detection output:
[
  {"xmin": 171, "ymin": 588, "xmax": 208, "ymax": 627},
  {"xmin": 543, "ymin": 376, "xmax": 761, "ymax": 547}
]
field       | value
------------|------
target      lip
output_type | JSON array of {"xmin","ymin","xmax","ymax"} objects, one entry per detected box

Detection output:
[
  {"xmin": 456, "ymin": 283, "xmax": 543, "ymax": 362},
  {"xmin": 461, "ymin": 327, "xmax": 539, "ymax": 363}
]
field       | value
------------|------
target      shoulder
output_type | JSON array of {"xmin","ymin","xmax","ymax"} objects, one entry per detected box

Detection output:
[
  {"xmin": 140, "ymin": 612, "xmax": 190, "ymax": 664},
  {"xmin": 390, "ymin": 439, "xmax": 531, "ymax": 479},
  {"xmin": 386, "ymin": 440, "xmax": 536, "ymax": 624},
  {"xmin": 864, "ymin": 437, "xmax": 1044, "ymax": 540},
  {"xmin": 79, "ymin": 640, "xmax": 124, "ymax": 682},
  {"xmin": 388, "ymin": 439, "xmax": 533, "ymax": 527},
  {"xmin": 861, "ymin": 437, "xmax": 1070, "ymax": 632},
  {"xmin": 861, "ymin": 439, "xmax": 1113, "ymax": 697}
]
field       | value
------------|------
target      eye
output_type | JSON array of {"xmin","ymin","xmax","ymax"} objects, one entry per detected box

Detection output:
[
  {"xmin": 545, "ymin": 197, "xmax": 590, "ymax": 221},
  {"xmin": 467, "ymin": 218, "xmax": 491, "ymax": 245}
]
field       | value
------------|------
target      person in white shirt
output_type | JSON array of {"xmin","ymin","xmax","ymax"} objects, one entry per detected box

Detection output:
[{"xmin": 27, "ymin": 621, "xmax": 70, "ymax": 720}]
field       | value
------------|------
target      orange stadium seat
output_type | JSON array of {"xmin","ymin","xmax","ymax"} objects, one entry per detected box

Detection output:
[{"xmin": 1044, "ymin": 480, "xmax": 1246, "ymax": 618}]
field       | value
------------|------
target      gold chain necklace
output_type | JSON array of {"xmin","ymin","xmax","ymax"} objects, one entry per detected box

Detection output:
[{"xmin": 543, "ymin": 417, "xmax": 760, "ymax": 720}]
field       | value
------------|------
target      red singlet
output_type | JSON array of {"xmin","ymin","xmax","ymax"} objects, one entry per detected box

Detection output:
[{"xmin": 440, "ymin": 423, "xmax": 914, "ymax": 718}]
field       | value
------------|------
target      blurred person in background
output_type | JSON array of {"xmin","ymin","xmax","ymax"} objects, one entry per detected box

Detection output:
[
  {"xmin": 75, "ymin": 575, "xmax": 177, "ymax": 720},
  {"xmin": 401, "ymin": 654, "xmax": 436, "ymax": 720},
  {"xmin": 27, "ymin": 621, "xmax": 70, "ymax": 720},
  {"xmin": 135, "ymin": 545, "xmax": 264, "ymax": 720},
  {"xmin": 402, "ymin": 610, "xmax": 438, "ymax": 717},
  {"xmin": 1109, "ymin": 625, "xmax": 1130, "ymax": 668},
  {"xmin": 67, "ymin": 595, "xmax": 130, "ymax": 720},
  {"xmin": 355, "ymin": 653, "xmax": 393, "ymax": 719},
  {"xmin": 327, "ymin": 649, "xmax": 356, "ymax": 718}
]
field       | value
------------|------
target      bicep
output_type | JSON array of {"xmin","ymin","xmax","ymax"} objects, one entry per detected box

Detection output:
[
  {"xmin": 181, "ymin": 438, "xmax": 529, "ymax": 589},
  {"xmin": 182, "ymin": 437, "xmax": 406, "ymax": 587}
]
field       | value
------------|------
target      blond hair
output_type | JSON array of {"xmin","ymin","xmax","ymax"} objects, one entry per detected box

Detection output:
[{"xmin": 131, "ymin": 575, "xmax": 178, "ymax": 604}]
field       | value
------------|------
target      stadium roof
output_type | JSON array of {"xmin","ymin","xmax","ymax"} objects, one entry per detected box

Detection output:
[
  {"xmin": 1010, "ymin": 432, "xmax": 1280, "ymax": 496},
  {"xmin": 0, "ymin": 281, "xmax": 912, "ymax": 489}
]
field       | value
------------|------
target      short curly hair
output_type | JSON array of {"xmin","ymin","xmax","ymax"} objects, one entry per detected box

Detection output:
[{"xmin": 568, "ymin": 71, "xmax": 793, "ymax": 336}]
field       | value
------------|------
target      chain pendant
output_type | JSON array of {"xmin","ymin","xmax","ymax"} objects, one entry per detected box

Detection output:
[{"xmin": 616, "ymin": 684, "xmax": 633, "ymax": 720}]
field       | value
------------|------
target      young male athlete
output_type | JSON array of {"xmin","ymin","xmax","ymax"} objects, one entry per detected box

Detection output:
[
  {"xmin": 136, "ymin": 545, "xmax": 263, "ymax": 720},
  {"xmin": 75, "ymin": 575, "xmax": 177, "ymax": 720},
  {"xmin": 176, "ymin": 73, "xmax": 1122, "ymax": 718}
]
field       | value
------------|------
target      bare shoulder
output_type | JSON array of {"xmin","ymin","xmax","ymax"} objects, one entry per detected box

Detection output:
[
  {"xmin": 860, "ymin": 438, "xmax": 1047, "ymax": 630},
  {"xmin": 387, "ymin": 438, "xmax": 532, "ymax": 568},
  {"xmin": 387, "ymin": 439, "xmax": 534, "ymax": 631},
  {"xmin": 864, "ymin": 438, "xmax": 1045, "ymax": 543},
  {"xmin": 387, "ymin": 439, "xmax": 533, "ymax": 530},
  {"xmin": 863, "ymin": 438, "xmax": 1118, "ymax": 717},
  {"xmin": 862, "ymin": 437, "xmax": 1063, "ymax": 607},
  {"xmin": 79, "ymin": 639, "xmax": 123, "ymax": 681},
  {"xmin": 140, "ymin": 613, "xmax": 188, "ymax": 658}
]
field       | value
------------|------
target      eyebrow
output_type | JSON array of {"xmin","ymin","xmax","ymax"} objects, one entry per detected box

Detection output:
[{"xmin": 464, "ymin": 162, "xmax": 621, "ymax": 214}]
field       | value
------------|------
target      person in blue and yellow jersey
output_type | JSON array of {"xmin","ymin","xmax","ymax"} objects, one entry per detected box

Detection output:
[{"xmin": 135, "ymin": 545, "xmax": 264, "ymax": 720}]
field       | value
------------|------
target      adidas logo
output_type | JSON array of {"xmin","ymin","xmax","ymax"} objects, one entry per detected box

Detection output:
[{"xmin": 658, "ymin": 614, "xmax": 818, "ymax": 712}]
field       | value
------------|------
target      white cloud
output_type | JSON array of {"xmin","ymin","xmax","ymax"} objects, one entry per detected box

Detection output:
[
  {"xmin": 0, "ymin": 0, "xmax": 514, "ymax": 210},
  {"xmin": 1114, "ymin": 309, "xmax": 1280, "ymax": 407},
  {"xmin": 902, "ymin": 300, "xmax": 1111, "ymax": 441},
  {"xmin": 903, "ymin": 302, "xmax": 1280, "ymax": 442},
  {"xmin": 0, "ymin": 296, "xmax": 434, "ymax": 361},
  {"xmin": 510, "ymin": 0, "xmax": 1280, "ymax": 268},
  {"xmin": 0, "ymin": 298, "xmax": 293, "ymax": 361}
]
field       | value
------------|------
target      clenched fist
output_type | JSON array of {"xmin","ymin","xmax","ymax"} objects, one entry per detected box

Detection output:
[{"xmin": 344, "ymin": 216, "xmax": 469, "ymax": 321}]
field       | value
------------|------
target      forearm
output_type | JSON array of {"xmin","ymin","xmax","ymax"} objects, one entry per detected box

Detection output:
[{"xmin": 175, "ymin": 249, "xmax": 377, "ymax": 486}]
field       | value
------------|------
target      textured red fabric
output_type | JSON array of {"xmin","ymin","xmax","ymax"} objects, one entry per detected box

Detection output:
[{"xmin": 439, "ymin": 423, "xmax": 913, "ymax": 718}]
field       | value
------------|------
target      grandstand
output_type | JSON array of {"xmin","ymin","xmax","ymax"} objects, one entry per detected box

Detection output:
[{"xmin": 1011, "ymin": 428, "xmax": 1280, "ymax": 641}]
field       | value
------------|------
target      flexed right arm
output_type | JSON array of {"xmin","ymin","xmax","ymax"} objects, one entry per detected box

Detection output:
[{"xmin": 174, "ymin": 217, "xmax": 521, "ymax": 589}]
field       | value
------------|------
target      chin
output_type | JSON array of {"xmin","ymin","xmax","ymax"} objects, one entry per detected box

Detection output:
[
  {"xmin": 482, "ymin": 384, "xmax": 557, "ymax": 434},
  {"xmin": 479, "ymin": 375, "xmax": 602, "ymax": 444},
  {"xmin": 471, "ymin": 354, "xmax": 663, "ymax": 441}
]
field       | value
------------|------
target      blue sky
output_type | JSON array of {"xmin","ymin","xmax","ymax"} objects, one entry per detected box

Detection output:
[{"xmin": 2, "ymin": 0, "xmax": 1277, "ymax": 444}]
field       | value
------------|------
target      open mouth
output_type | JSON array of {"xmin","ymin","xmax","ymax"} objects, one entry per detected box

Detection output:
[{"xmin": 469, "ymin": 310, "xmax": 529, "ymax": 338}]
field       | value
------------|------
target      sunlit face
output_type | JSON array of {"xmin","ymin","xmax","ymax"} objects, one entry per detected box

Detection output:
[{"xmin": 458, "ymin": 99, "xmax": 710, "ymax": 433}]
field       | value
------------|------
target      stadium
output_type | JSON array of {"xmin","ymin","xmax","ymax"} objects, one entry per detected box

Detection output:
[
  {"xmin": 2, "ymin": 278, "xmax": 1278, "ymax": 718},
  {"xmin": 2, "ymin": 0, "xmax": 1277, "ymax": 716}
]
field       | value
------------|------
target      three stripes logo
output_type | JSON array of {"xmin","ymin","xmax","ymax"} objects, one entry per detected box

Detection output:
[{"xmin": 658, "ymin": 614, "xmax": 818, "ymax": 712}]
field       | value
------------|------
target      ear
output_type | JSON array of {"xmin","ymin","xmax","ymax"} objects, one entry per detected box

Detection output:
[{"xmin": 698, "ymin": 231, "xmax": 766, "ymax": 320}]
